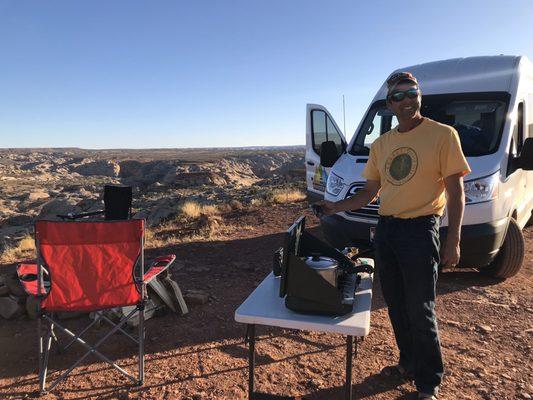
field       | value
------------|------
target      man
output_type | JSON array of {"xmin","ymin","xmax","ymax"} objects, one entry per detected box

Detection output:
[{"xmin": 316, "ymin": 72, "xmax": 470, "ymax": 399}]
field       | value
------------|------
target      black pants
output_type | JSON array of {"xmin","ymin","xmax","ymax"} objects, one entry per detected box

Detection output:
[{"xmin": 374, "ymin": 214, "xmax": 444, "ymax": 395}]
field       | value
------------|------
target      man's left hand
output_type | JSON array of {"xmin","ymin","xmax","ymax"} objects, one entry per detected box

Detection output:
[{"xmin": 440, "ymin": 238, "xmax": 460, "ymax": 269}]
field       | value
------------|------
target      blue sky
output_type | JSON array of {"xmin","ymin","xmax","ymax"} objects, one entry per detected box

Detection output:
[{"xmin": 1, "ymin": 0, "xmax": 532, "ymax": 149}]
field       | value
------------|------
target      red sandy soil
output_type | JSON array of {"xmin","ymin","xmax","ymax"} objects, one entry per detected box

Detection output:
[{"xmin": 0, "ymin": 202, "xmax": 531, "ymax": 399}]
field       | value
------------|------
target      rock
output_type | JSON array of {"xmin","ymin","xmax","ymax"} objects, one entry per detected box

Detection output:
[
  {"xmin": 184, "ymin": 290, "xmax": 209, "ymax": 305},
  {"xmin": 118, "ymin": 160, "xmax": 144, "ymax": 178},
  {"xmin": 4, "ymin": 214, "xmax": 33, "ymax": 227},
  {"xmin": 166, "ymin": 172, "xmax": 227, "ymax": 187},
  {"xmin": 0, "ymin": 276, "xmax": 10, "ymax": 296},
  {"xmin": 0, "ymin": 295, "xmax": 25, "ymax": 319},
  {"xmin": 5, "ymin": 275, "xmax": 27, "ymax": 297},
  {"xmin": 521, "ymin": 393, "xmax": 532, "ymax": 399},
  {"xmin": 76, "ymin": 197, "xmax": 100, "ymax": 211},
  {"xmin": 27, "ymin": 191, "xmax": 50, "ymax": 202},
  {"xmin": 149, "ymin": 181, "xmax": 167, "ymax": 192},
  {"xmin": 146, "ymin": 202, "xmax": 178, "ymax": 227},
  {"xmin": 442, "ymin": 319, "xmax": 462, "ymax": 328},
  {"xmin": 38, "ymin": 198, "xmax": 81, "ymax": 219},
  {"xmin": 477, "ymin": 325, "xmax": 493, "ymax": 334},
  {"xmin": 231, "ymin": 261, "xmax": 252, "ymax": 270}
]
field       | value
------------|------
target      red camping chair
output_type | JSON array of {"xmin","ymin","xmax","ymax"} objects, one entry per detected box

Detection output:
[{"xmin": 17, "ymin": 219, "xmax": 175, "ymax": 393}]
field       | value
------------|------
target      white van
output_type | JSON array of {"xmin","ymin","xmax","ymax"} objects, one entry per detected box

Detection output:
[{"xmin": 306, "ymin": 55, "xmax": 533, "ymax": 278}]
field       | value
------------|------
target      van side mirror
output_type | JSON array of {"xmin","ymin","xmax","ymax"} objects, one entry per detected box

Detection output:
[
  {"xmin": 517, "ymin": 137, "xmax": 533, "ymax": 170},
  {"xmin": 320, "ymin": 141, "xmax": 339, "ymax": 168}
]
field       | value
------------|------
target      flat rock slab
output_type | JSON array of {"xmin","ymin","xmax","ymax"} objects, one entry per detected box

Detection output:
[
  {"xmin": 0, "ymin": 296, "xmax": 24, "ymax": 319},
  {"xmin": 184, "ymin": 290, "xmax": 210, "ymax": 305}
]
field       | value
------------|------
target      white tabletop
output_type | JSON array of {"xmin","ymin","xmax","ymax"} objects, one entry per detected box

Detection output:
[{"xmin": 235, "ymin": 259, "xmax": 373, "ymax": 337}]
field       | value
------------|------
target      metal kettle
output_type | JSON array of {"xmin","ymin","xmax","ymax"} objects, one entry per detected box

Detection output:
[{"xmin": 305, "ymin": 254, "xmax": 339, "ymax": 286}]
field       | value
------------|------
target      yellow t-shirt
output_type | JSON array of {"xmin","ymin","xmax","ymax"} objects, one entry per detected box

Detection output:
[{"xmin": 361, "ymin": 118, "xmax": 471, "ymax": 219}]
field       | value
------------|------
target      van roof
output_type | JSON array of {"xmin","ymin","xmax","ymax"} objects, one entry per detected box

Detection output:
[{"xmin": 376, "ymin": 55, "xmax": 527, "ymax": 98}]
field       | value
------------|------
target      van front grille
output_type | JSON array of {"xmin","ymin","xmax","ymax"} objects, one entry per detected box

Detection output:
[{"xmin": 344, "ymin": 183, "xmax": 380, "ymax": 219}]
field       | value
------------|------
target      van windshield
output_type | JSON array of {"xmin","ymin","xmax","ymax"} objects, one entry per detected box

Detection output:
[{"xmin": 349, "ymin": 92, "xmax": 511, "ymax": 157}]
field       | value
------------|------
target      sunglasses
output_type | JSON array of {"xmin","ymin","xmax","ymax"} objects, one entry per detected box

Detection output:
[{"xmin": 388, "ymin": 88, "xmax": 419, "ymax": 102}]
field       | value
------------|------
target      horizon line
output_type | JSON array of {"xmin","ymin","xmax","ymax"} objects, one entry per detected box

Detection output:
[{"xmin": 0, "ymin": 144, "xmax": 306, "ymax": 151}]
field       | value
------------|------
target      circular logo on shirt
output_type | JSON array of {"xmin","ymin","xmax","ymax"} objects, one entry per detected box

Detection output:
[{"xmin": 385, "ymin": 147, "xmax": 418, "ymax": 185}]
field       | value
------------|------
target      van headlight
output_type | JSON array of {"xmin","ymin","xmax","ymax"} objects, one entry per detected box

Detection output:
[
  {"xmin": 326, "ymin": 172, "xmax": 345, "ymax": 196},
  {"xmin": 464, "ymin": 172, "xmax": 499, "ymax": 204}
]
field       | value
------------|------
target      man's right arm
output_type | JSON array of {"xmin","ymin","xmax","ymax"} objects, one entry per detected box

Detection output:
[{"xmin": 315, "ymin": 179, "xmax": 380, "ymax": 216}]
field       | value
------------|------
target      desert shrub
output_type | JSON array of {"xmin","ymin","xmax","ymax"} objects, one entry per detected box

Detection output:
[
  {"xmin": 0, "ymin": 235, "xmax": 35, "ymax": 263},
  {"xmin": 201, "ymin": 204, "xmax": 219, "ymax": 216},
  {"xmin": 144, "ymin": 227, "xmax": 156, "ymax": 243},
  {"xmin": 18, "ymin": 236, "xmax": 35, "ymax": 251},
  {"xmin": 250, "ymin": 198, "xmax": 266, "ymax": 207},
  {"xmin": 179, "ymin": 201, "xmax": 226, "ymax": 219},
  {"xmin": 270, "ymin": 188, "xmax": 306, "ymax": 204},
  {"xmin": 180, "ymin": 201, "xmax": 202, "ymax": 218},
  {"xmin": 229, "ymin": 199, "xmax": 243, "ymax": 210}
]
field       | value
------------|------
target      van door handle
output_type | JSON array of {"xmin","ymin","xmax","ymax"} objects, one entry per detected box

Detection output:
[{"xmin": 307, "ymin": 161, "xmax": 315, "ymax": 166}]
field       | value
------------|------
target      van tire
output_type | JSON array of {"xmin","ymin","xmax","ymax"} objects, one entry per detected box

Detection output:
[{"xmin": 482, "ymin": 218, "xmax": 524, "ymax": 279}]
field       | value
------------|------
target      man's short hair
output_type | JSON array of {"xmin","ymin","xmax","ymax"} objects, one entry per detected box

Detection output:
[{"xmin": 386, "ymin": 71, "xmax": 418, "ymax": 94}]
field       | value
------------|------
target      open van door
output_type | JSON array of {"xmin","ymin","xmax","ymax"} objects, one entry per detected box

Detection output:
[{"xmin": 306, "ymin": 104, "xmax": 346, "ymax": 198}]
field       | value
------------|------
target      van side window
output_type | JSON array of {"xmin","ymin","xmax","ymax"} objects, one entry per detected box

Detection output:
[
  {"xmin": 511, "ymin": 102, "xmax": 524, "ymax": 156},
  {"xmin": 311, "ymin": 110, "xmax": 344, "ymax": 155}
]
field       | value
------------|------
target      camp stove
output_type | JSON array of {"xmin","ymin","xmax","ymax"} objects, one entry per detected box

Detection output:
[{"xmin": 277, "ymin": 216, "xmax": 374, "ymax": 316}]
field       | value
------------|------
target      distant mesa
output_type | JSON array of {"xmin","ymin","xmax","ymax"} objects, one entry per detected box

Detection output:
[
  {"xmin": 0, "ymin": 147, "xmax": 305, "ymax": 251},
  {"xmin": 72, "ymin": 160, "xmax": 120, "ymax": 177},
  {"xmin": 169, "ymin": 172, "xmax": 228, "ymax": 187}
]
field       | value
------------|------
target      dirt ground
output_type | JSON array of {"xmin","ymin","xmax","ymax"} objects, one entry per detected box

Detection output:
[{"xmin": 0, "ymin": 202, "xmax": 531, "ymax": 400}]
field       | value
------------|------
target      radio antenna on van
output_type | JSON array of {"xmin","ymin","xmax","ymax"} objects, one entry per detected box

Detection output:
[{"xmin": 342, "ymin": 94, "xmax": 346, "ymax": 135}]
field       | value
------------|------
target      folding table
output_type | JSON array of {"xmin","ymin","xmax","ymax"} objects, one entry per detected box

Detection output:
[{"xmin": 235, "ymin": 259, "xmax": 373, "ymax": 400}]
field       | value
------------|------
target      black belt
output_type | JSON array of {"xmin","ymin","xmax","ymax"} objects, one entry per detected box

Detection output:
[{"xmin": 378, "ymin": 214, "xmax": 440, "ymax": 223}]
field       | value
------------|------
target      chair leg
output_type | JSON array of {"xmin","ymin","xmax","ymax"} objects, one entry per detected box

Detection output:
[
  {"xmin": 38, "ymin": 315, "xmax": 45, "ymax": 393},
  {"xmin": 38, "ymin": 316, "xmax": 53, "ymax": 393},
  {"xmin": 45, "ymin": 310, "xmax": 139, "ymax": 391},
  {"xmin": 50, "ymin": 324, "xmax": 60, "ymax": 351},
  {"xmin": 138, "ymin": 302, "xmax": 145, "ymax": 386},
  {"xmin": 41, "ymin": 323, "xmax": 54, "ymax": 391}
]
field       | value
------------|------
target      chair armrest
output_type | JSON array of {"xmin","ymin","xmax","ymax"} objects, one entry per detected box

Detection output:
[
  {"xmin": 17, "ymin": 263, "xmax": 49, "ymax": 296},
  {"xmin": 143, "ymin": 255, "xmax": 176, "ymax": 284}
]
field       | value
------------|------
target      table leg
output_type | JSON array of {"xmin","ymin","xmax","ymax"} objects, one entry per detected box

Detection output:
[
  {"xmin": 345, "ymin": 335, "xmax": 353, "ymax": 400},
  {"xmin": 247, "ymin": 324, "xmax": 255, "ymax": 400},
  {"xmin": 245, "ymin": 324, "xmax": 298, "ymax": 400}
]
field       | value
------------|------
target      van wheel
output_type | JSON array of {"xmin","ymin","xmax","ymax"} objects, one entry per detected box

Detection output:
[{"xmin": 482, "ymin": 218, "xmax": 525, "ymax": 279}]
